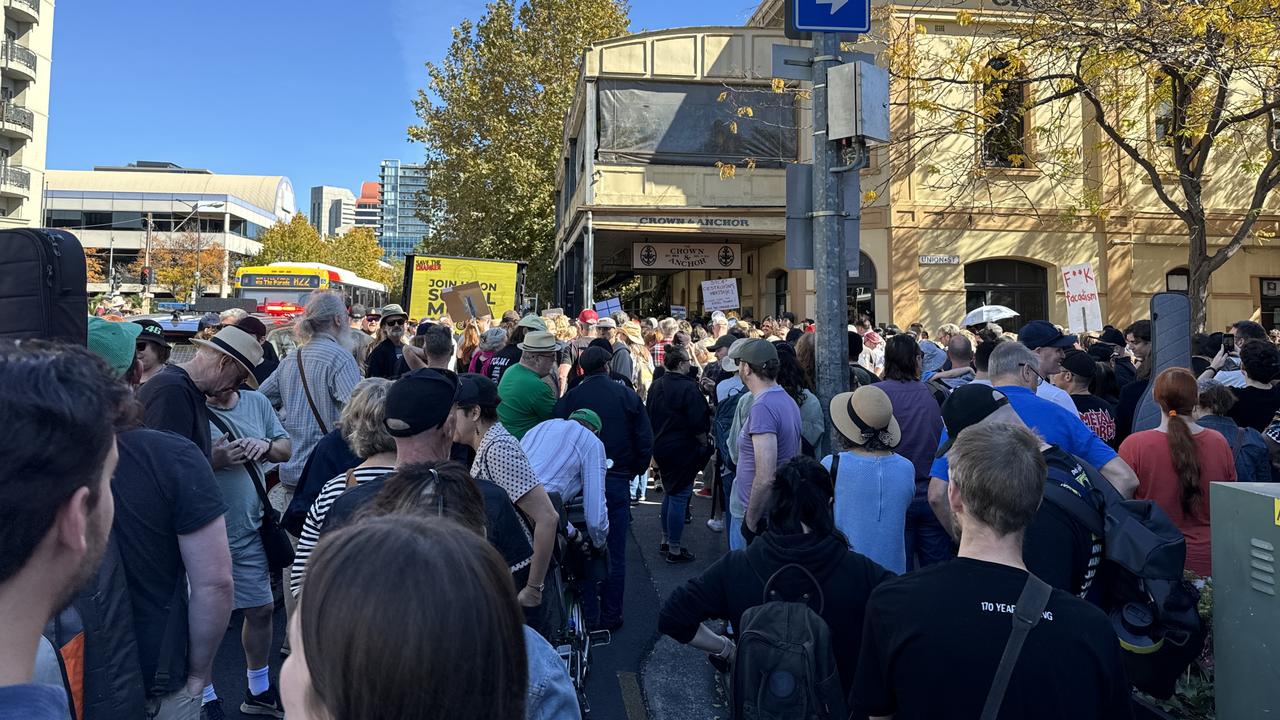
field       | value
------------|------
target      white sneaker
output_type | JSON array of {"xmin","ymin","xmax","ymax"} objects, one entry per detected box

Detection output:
[{"xmin": 706, "ymin": 518, "xmax": 725, "ymax": 532}]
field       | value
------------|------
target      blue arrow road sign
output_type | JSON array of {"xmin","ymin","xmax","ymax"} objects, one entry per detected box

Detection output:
[{"xmin": 792, "ymin": 0, "xmax": 871, "ymax": 34}]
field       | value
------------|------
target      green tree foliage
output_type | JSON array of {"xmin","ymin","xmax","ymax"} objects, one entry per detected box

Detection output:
[
  {"xmin": 328, "ymin": 227, "xmax": 395, "ymax": 288},
  {"xmin": 409, "ymin": 0, "xmax": 630, "ymax": 298},
  {"xmin": 251, "ymin": 217, "xmax": 394, "ymax": 289}
]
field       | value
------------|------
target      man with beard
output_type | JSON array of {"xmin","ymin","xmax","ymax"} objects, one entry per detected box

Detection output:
[
  {"xmin": 0, "ymin": 342, "xmax": 123, "ymax": 718},
  {"xmin": 364, "ymin": 304, "xmax": 410, "ymax": 379}
]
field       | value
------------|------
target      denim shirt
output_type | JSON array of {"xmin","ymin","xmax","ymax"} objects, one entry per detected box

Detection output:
[
  {"xmin": 524, "ymin": 626, "xmax": 580, "ymax": 720},
  {"xmin": 1199, "ymin": 414, "xmax": 1273, "ymax": 484}
]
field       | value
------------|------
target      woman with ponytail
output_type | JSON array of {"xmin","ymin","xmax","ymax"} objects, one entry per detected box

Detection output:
[
  {"xmin": 1119, "ymin": 368, "xmax": 1236, "ymax": 576},
  {"xmin": 658, "ymin": 456, "xmax": 892, "ymax": 696}
]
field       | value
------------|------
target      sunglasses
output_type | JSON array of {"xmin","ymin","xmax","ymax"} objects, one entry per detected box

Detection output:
[
  {"xmin": 136, "ymin": 343, "xmax": 148, "ymax": 352},
  {"xmin": 384, "ymin": 319, "xmax": 406, "ymax": 327}
]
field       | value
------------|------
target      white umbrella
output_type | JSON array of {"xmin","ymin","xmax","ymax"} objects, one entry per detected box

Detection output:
[{"xmin": 961, "ymin": 305, "xmax": 1019, "ymax": 327}]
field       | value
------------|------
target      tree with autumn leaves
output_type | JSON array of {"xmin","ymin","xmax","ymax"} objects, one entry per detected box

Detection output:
[
  {"xmin": 871, "ymin": 0, "xmax": 1280, "ymax": 330},
  {"xmin": 408, "ymin": 0, "xmax": 630, "ymax": 298},
  {"xmin": 251, "ymin": 213, "xmax": 395, "ymax": 289}
]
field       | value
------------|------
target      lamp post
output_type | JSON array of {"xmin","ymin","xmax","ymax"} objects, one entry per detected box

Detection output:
[{"xmin": 174, "ymin": 199, "xmax": 224, "ymax": 305}]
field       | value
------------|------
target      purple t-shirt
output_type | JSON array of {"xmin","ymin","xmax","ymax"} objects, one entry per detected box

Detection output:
[
  {"xmin": 873, "ymin": 380, "xmax": 944, "ymax": 482},
  {"xmin": 735, "ymin": 385, "xmax": 803, "ymax": 509}
]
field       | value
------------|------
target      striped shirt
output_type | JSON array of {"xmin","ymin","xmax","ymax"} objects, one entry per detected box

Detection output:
[
  {"xmin": 289, "ymin": 466, "xmax": 394, "ymax": 597},
  {"xmin": 260, "ymin": 334, "xmax": 362, "ymax": 487},
  {"xmin": 521, "ymin": 419, "xmax": 609, "ymax": 546}
]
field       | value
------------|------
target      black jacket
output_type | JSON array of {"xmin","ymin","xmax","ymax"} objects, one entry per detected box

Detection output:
[
  {"xmin": 646, "ymin": 370, "xmax": 712, "ymax": 460},
  {"xmin": 659, "ymin": 531, "xmax": 893, "ymax": 697},
  {"xmin": 365, "ymin": 339, "xmax": 403, "ymax": 379},
  {"xmin": 555, "ymin": 371, "xmax": 653, "ymax": 478}
]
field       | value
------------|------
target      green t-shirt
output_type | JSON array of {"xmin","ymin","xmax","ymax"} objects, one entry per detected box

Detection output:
[{"xmin": 497, "ymin": 362, "xmax": 556, "ymax": 440}]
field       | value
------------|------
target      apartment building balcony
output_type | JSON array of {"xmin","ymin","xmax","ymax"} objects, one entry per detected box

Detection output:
[
  {"xmin": 0, "ymin": 164, "xmax": 31, "ymax": 197},
  {"xmin": 4, "ymin": 0, "xmax": 38, "ymax": 24},
  {"xmin": 0, "ymin": 101, "xmax": 33, "ymax": 140},
  {"xmin": 2, "ymin": 41, "xmax": 36, "ymax": 82}
]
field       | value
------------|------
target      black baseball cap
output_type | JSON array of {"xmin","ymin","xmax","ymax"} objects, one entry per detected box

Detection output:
[
  {"xmin": 710, "ymin": 334, "xmax": 735, "ymax": 352},
  {"xmin": 1018, "ymin": 320, "xmax": 1076, "ymax": 350},
  {"xmin": 384, "ymin": 369, "xmax": 459, "ymax": 438},
  {"xmin": 1087, "ymin": 342, "xmax": 1119, "ymax": 363},
  {"xmin": 132, "ymin": 319, "xmax": 167, "ymax": 347},
  {"xmin": 455, "ymin": 373, "xmax": 500, "ymax": 409},
  {"xmin": 1061, "ymin": 349, "xmax": 1097, "ymax": 379},
  {"xmin": 935, "ymin": 385, "xmax": 1011, "ymax": 457}
]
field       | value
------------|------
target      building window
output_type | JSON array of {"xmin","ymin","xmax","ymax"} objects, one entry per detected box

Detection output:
[
  {"xmin": 766, "ymin": 270, "xmax": 788, "ymax": 317},
  {"xmin": 847, "ymin": 252, "xmax": 877, "ymax": 324},
  {"xmin": 981, "ymin": 57, "xmax": 1028, "ymax": 168},
  {"xmin": 1166, "ymin": 268, "xmax": 1189, "ymax": 294},
  {"xmin": 1262, "ymin": 278, "xmax": 1280, "ymax": 330},
  {"xmin": 1154, "ymin": 75, "xmax": 1174, "ymax": 147},
  {"xmin": 964, "ymin": 259, "xmax": 1047, "ymax": 333}
]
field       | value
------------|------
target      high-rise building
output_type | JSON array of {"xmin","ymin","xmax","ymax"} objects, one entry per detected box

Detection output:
[
  {"xmin": 377, "ymin": 159, "xmax": 429, "ymax": 259},
  {"xmin": 309, "ymin": 185, "xmax": 356, "ymax": 236},
  {"xmin": 355, "ymin": 181, "xmax": 379, "ymax": 231},
  {"xmin": 0, "ymin": 0, "xmax": 53, "ymax": 229}
]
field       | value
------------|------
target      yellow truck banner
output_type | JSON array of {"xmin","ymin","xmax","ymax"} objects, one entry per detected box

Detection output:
[{"xmin": 403, "ymin": 254, "xmax": 524, "ymax": 321}]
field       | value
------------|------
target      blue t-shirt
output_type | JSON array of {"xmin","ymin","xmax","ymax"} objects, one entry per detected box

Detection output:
[
  {"xmin": 0, "ymin": 684, "xmax": 68, "ymax": 720},
  {"xmin": 822, "ymin": 451, "xmax": 915, "ymax": 574},
  {"xmin": 930, "ymin": 384, "xmax": 1118, "ymax": 482},
  {"xmin": 734, "ymin": 385, "xmax": 802, "ymax": 511}
]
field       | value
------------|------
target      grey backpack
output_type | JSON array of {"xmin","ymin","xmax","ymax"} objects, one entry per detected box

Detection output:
[{"xmin": 731, "ymin": 564, "xmax": 847, "ymax": 720}]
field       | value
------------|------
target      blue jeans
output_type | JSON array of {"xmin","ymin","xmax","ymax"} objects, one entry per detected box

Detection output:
[
  {"xmin": 660, "ymin": 484, "xmax": 693, "ymax": 548},
  {"xmin": 630, "ymin": 471, "xmax": 648, "ymax": 501},
  {"xmin": 583, "ymin": 473, "xmax": 631, "ymax": 627},
  {"xmin": 727, "ymin": 510, "xmax": 747, "ymax": 552},
  {"xmin": 905, "ymin": 496, "xmax": 954, "ymax": 569}
]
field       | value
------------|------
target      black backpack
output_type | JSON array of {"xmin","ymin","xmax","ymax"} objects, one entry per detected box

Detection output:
[
  {"xmin": 1042, "ymin": 458, "xmax": 1204, "ymax": 699},
  {"xmin": 0, "ymin": 228, "xmax": 88, "ymax": 344},
  {"xmin": 731, "ymin": 564, "xmax": 847, "ymax": 720}
]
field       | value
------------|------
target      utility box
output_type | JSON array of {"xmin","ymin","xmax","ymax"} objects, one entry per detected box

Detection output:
[
  {"xmin": 827, "ymin": 61, "xmax": 890, "ymax": 143},
  {"xmin": 1210, "ymin": 482, "xmax": 1280, "ymax": 719}
]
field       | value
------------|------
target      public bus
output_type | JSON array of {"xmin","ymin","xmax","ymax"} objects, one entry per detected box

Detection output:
[{"xmin": 234, "ymin": 262, "xmax": 387, "ymax": 316}]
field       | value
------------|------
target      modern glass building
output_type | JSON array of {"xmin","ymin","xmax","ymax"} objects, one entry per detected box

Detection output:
[{"xmin": 377, "ymin": 159, "xmax": 429, "ymax": 259}]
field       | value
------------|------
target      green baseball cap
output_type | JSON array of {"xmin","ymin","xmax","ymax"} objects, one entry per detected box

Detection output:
[
  {"xmin": 87, "ymin": 316, "xmax": 142, "ymax": 377},
  {"xmin": 727, "ymin": 338, "xmax": 778, "ymax": 368},
  {"xmin": 569, "ymin": 408, "xmax": 603, "ymax": 434}
]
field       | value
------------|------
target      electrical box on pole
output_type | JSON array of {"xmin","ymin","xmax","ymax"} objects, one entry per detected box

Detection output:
[{"xmin": 828, "ymin": 61, "xmax": 891, "ymax": 143}]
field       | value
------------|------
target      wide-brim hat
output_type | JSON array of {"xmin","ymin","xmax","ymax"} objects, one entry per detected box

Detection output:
[
  {"xmin": 191, "ymin": 325, "xmax": 264, "ymax": 389},
  {"xmin": 379, "ymin": 304, "xmax": 408, "ymax": 323},
  {"xmin": 518, "ymin": 330, "xmax": 558, "ymax": 353},
  {"xmin": 517, "ymin": 314, "xmax": 547, "ymax": 331},
  {"xmin": 830, "ymin": 386, "xmax": 901, "ymax": 448},
  {"xmin": 620, "ymin": 321, "xmax": 644, "ymax": 344}
]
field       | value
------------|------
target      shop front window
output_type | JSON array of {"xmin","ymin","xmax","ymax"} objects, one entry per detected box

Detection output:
[
  {"xmin": 1261, "ymin": 278, "xmax": 1280, "ymax": 330},
  {"xmin": 847, "ymin": 252, "xmax": 877, "ymax": 324},
  {"xmin": 964, "ymin": 259, "xmax": 1047, "ymax": 333},
  {"xmin": 766, "ymin": 270, "xmax": 788, "ymax": 318}
]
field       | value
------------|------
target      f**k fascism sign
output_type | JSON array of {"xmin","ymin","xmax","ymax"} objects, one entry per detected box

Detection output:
[{"xmin": 1062, "ymin": 262, "xmax": 1102, "ymax": 334}]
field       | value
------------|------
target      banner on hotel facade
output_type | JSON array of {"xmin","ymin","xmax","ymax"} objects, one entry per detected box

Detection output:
[{"xmin": 633, "ymin": 242, "xmax": 742, "ymax": 271}]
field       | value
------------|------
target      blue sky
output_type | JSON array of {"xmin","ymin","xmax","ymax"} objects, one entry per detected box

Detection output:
[{"xmin": 47, "ymin": 0, "xmax": 762, "ymax": 206}]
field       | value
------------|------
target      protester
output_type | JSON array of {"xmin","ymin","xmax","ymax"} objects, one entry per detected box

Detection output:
[
  {"xmin": 497, "ymin": 330, "xmax": 559, "ymax": 440},
  {"xmin": 595, "ymin": 317, "xmax": 635, "ymax": 382},
  {"xmin": 874, "ymin": 334, "xmax": 949, "ymax": 567},
  {"xmin": 1195, "ymin": 382, "xmax": 1272, "ymax": 484},
  {"xmin": 856, "ymin": 316, "xmax": 885, "ymax": 374},
  {"xmin": 659, "ymin": 457, "xmax": 892, "ymax": 698},
  {"xmin": 774, "ymin": 340, "xmax": 825, "ymax": 456},
  {"xmin": 1016, "ymin": 320, "xmax": 1079, "ymax": 413},
  {"xmin": 457, "ymin": 318, "xmax": 482, "ymax": 371},
  {"xmin": 0, "ymin": 342, "xmax": 125, "ymax": 719},
  {"xmin": 132, "ymin": 318, "xmax": 171, "ymax": 385},
  {"xmin": 927, "ymin": 335, "xmax": 975, "ymax": 391},
  {"xmin": 281, "ymin": 516, "xmax": 527, "ymax": 720},
  {"xmin": 1208, "ymin": 319, "xmax": 1268, "ymax": 387},
  {"xmin": 471, "ymin": 327, "xmax": 508, "ymax": 375},
  {"xmin": 620, "ymin": 321, "xmax": 654, "ymax": 398},
  {"xmin": 555, "ymin": 345, "xmax": 653, "ymax": 632},
  {"xmin": 347, "ymin": 305, "xmax": 376, "ymax": 368},
  {"xmin": 1115, "ymin": 319, "xmax": 1153, "ymax": 441},
  {"xmin": 522, "ymin": 411, "xmax": 610, "ymax": 547},
  {"xmin": 729, "ymin": 339, "xmax": 803, "ymax": 548},
  {"xmin": 205, "ymin": 378, "xmax": 292, "ymax": 716},
  {"xmin": 929, "ymin": 341, "xmax": 1139, "ymax": 538},
  {"xmin": 348, "ymin": 465, "xmax": 579, "ymax": 719},
  {"xmin": 138, "ymin": 324, "xmax": 262, "ymax": 458},
  {"xmin": 651, "ymin": 318, "xmax": 678, "ymax": 367},
  {"xmin": 550, "ymin": 315, "xmax": 577, "ymax": 395},
  {"xmin": 84, "ymin": 322, "xmax": 236, "ymax": 719},
  {"xmin": 1222, "ymin": 339, "xmax": 1280, "ymax": 432},
  {"xmin": 287, "ymin": 377, "xmax": 397, "ymax": 600},
  {"xmin": 852, "ymin": 423, "xmax": 1132, "ymax": 720},
  {"xmin": 646, "ymin": 345, "xmax": 714, "ymax": 563},
  {"xmin": 822, "ymin": 386, "xmax": 915, "ymax": 574},
  {"xmin": 1120, "ymin": 368, "xmax": 1236, "ymax": 576},
  {"xmin": 458, "ymin": 373, "xmax": 561, "ymax": 629},
  {"xmin": 259, "ymin": 290, "xmax": 362, "ymax": 504},
  {"xmin": 970, "ymin": 336, "xmax": 1005, "ymax": 384},
  {"xmin": 487, "ymin": 315, "xmax": 544, "ymax": 385},
  {"xmin": 362, "ymin": 303, "xmax": 409, "ymax": 379},
  {"xmin": 235, "ymin": 315, "xmax": 280, "ymax": 386},
  {"xmin": 1054, "ymin": 348, "xmax": 1119, "ymax": 447}
]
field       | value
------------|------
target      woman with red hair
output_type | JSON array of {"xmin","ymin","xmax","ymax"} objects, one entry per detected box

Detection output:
[{"xmin": 1119, "ymin": 368, "xmax": 1236, "ymax": 576}]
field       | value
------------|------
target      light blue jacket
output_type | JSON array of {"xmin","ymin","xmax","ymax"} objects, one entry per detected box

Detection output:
[{"xmin": 524, "ymin": 626, "xmax": 580, "ymax": 720}]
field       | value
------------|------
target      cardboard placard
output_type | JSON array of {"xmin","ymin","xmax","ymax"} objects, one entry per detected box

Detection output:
[
  {"xmin": 701, "ymin": 278, "xmax": 740, "ymax": 311},
  {"xmin": 670, "ymin": 304, "xmax": 687, "ymax": 319},
  {"xmin": 1061, "ymin": 263, "xmax": 1102, "ymax": 334},
  {"xmin": 542, "ymin": 307, "xmax": 564, "ymax": 319},
  {"xmin": 441, "ymin": 281, "xmax": 492, "ymax": 321}
]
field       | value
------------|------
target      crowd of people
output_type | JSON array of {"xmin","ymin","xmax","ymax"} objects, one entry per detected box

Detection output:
[{"xmin": 1, "ymin": 290, "xmax": 1270, "ymax": 720}]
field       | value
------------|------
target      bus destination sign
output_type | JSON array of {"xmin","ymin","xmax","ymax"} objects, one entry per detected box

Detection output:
[{"xmin": 239, "ymin": 274, "xmax": 322, "ymax": 289}]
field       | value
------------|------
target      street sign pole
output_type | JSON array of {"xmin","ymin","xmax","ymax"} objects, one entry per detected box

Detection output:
[{"xmin": 810, "ymin": 30, "xmax": 848, "ymax": 454}]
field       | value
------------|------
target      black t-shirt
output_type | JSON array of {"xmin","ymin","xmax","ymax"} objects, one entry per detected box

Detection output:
[
  {"xmin": 1025, "ymin": 446, "xmax": 1105, "ymax": 597},
  {"xmin": 1229, "ymin": 385, "xmax": 1280, "ymax": 432},
  {"xmin": 365, "ymin": 339, "xmax": 404, "ymax": 379},
  {"xmin": 138, "ymin": 365, "xmax": 211, "ymax": 458},
  {"xmin": 852, "ymin": 558, "xmax": 1133, "ymax": 720},
  {"xmin": 487, "ymin": 345, "xmax": 523, "ymax": 385},
  {"xmin": 112, "ymin": 428, "xmax": 227, "ymax": 692},
  {"xmin": 1072, "ymin": 393, "xmax": 1119, "ymax": 448}
]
